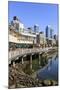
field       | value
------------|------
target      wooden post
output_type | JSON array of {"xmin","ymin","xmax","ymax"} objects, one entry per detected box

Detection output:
[
  {"xmin": 22, "ymin": 57, "xmax": 24, "ymax": 64},
  {"xmin": 39, "ymin": 53, "xmax": 40, "ymax": 65},
  {"xmin": 30, "ymin": 54, "xmax": 32, "ymax": 69}
]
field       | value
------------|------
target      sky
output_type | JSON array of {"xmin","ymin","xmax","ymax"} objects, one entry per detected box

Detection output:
[{"xmin": 8, "ymin": 1, "xmax": 58, "ymax": 34}]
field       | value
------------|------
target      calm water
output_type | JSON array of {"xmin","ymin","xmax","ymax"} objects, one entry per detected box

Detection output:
[
  {"xmin": 24, "ymin": 52, "xmax": 58, "ymax": 81},
  {"xmin": 36, "ymin": 53, "xmax": 58, "ymax": 81}
]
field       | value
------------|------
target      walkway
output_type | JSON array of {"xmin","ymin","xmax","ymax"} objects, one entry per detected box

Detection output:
[{"xmin": 9, "ymin": 47, "xmax": 57, "ymax": 64}]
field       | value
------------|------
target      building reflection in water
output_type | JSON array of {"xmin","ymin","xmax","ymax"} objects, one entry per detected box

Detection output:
[{"xmin": 47, "ymin": 57, "xmax": 52, "ymax": 71}]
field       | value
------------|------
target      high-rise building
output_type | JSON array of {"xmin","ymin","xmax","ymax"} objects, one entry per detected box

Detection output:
[
  {"xmin": 45, "ymin": 25, "xmax": 53, "ymax": 46},
  {"xmin": 45, "ymin": 25, "xmax": 53, "ymax": 39},
  {"xmin": 34, "ymin": 24, "xmax": 39, "ymax": 34},
  {"xmin": 53, "ymin": 34, "xmax": 57, "ymax": 40}
]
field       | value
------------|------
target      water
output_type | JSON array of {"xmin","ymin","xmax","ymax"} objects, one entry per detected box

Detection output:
[
  {"xmin": 24, "ymin": 52, "xmax": 58, "ymax": 81},
  {"xmin": 36, "ymin": 53, "xmax": 58, "ymax": 81}
]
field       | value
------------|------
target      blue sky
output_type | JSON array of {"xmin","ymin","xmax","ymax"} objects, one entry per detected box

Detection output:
[{"xmin": 8, "ymin": 1, "xmax": 58, "ymax": 34}]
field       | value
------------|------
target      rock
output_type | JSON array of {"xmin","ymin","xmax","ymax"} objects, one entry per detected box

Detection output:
[
  {"xmin": 16, "ymin": 84, "xmax": 26, "ymax": 88},
  {"xmin": 38, "ymin": 83, "xmax": 42, "ymax": 87},
  {"xmin": 43, "ymin": 80, "xmax": 51, "ymax": 86},
  {"xmin": 9, "ymin": 62, "xmax": 58, "ymax": 88},
  {"xmin": 51, "ymin": 80, "xmax": 58, "ymax": 86},
  {"xmin": 9, "ymin": 84, "xmax": 16, "ymax": 89}
]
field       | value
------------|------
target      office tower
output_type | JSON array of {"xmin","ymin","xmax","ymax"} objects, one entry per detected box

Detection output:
[
  {"xmin": 34, "ymin": 24, "xmax": 39, "ymax": 34},
  {"xmin": 45, "ymin": 25, "xmax": 53, "ymax": 39},
  {"xmin": 45, "ymin": 25, "xmax": 53, "ymax": 46}
]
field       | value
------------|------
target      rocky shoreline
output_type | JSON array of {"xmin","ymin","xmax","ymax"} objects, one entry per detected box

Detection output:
[
  {"xmin": 9, "ymin": 49, "xmax": 58, "ymax": 88},
  {"xmin": 9, "ymin": 62, "xmax": 58, "ymax": 88}
]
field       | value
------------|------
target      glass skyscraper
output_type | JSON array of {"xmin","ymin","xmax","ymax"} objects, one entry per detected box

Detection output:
[
  {"xmin": 45, "ymin": 25, "xmax": 53, "ymax": 46},
  {"xmin": 45, "ymin": 25, "xmax": 53, "ymax": 39}
]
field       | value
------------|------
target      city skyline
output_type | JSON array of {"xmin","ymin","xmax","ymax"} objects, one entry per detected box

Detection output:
[{"xmin": 8, "ymin": 1, "xmax": 58, "ymax": 34}]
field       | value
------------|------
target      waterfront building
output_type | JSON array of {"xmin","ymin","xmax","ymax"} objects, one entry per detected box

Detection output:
[
  {"xmin": 11, "ymin": 16, "xmax": 24, "ymax": 33},
  {"xmin": 52, "ymin": 39, "xmax": 56, "ymax": 46},
  {"xmin": 9, "ymin": 27, "xmax": 36, "ymax": 50},
  {"xmin": 37, "ymin": 32, "xmax": 46, "ymax": 48},
  {"xmin": 27, "ymin": 27, "xmax": 32, "ymax": 33},
  {"xmin": 53, "ymin": 34, "xmax": 58, "ymax": 46},
  {"xmin": 9, "ymin": 16, "xmax": 38, "ymax": 50},
  {"xmin": 45, "ymin": 25, "xmax": 53, "ymax": 46}
]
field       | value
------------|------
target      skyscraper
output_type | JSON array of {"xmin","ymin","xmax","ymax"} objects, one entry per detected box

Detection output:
[
  {"xmin": 45, "ymin": 25, "xmax": 53, "ymax": 39},
  {"xmin": 34, "ymin": 24, "xmax": 39, "ymax": 34},
  {"xmin": 45, "ymin": 25, "xmax": 53, "ymax": 46}
]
